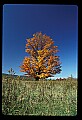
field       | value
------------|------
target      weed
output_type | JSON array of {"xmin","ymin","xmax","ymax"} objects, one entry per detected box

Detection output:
[{"xmin": 2, "ymin": 76, "xmax": 77, "ymax": 116}]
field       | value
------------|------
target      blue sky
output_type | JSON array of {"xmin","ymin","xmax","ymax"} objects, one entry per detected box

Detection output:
[{"xmin": 2, "ymin": 4, "xmax": 78, "ymax": 79}]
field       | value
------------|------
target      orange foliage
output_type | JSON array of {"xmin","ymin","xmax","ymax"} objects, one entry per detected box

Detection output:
[{"xmin": 20, "ymin": 32, "xmax": 61, "ymax": 80}]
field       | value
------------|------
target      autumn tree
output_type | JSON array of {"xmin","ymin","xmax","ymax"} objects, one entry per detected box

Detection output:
[{"xmin": 20, "ymin": 32, "xmax": 61, "ymax": 80}]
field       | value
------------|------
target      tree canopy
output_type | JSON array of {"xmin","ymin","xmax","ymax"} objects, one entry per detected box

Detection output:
[{"xmin": 20, "ymin": 32, "xmax": 61, "ymax": 80}]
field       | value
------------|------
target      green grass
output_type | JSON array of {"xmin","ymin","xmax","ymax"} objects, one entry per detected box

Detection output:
[{"xmin": 2, "ymin": 76, "xmax": 77, "ymax": 116}]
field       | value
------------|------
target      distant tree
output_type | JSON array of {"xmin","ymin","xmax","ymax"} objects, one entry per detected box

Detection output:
[
  {"xmin": 8, "ymin": 68, "xmax": 16, "ymax": 75},
  {"xmin": 67, "ymin": 74, "xmax": 73, "ymax": 80},
  {"xmin": 20, "ymin": 32, "xmax": 62, "ymax": 81},
  {"xmin": 71, "ymin": 74, "xmax": 73, "ymax": 79}
]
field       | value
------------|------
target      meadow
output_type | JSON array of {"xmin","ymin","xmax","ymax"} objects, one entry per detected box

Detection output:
[{"xmin": 2, "ymin": 75, "xmax": 77, "ymax": 116}]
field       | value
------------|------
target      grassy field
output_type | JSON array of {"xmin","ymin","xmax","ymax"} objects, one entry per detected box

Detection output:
[{"xmin": 2, "ymin": 75, "xmax": 77, "ymax": 116}]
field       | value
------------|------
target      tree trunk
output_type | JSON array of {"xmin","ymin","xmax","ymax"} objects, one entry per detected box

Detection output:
[{"xmin": 35, "ymin": 77, "xmax": 39, "ymax": 81}]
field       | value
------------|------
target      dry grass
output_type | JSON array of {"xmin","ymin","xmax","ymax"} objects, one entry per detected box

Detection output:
[{"xmin": 2, "ymin": 76, "xmax": 77, "ymax": 116}]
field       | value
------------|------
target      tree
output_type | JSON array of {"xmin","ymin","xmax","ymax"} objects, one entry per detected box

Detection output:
[
  {"xmin": 8, "ymin": 68, "xmax": 16, "ymax": 75},
  {"xmin": 20, "ymin": 32, "xmax": 62, "ymax": 80}
]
